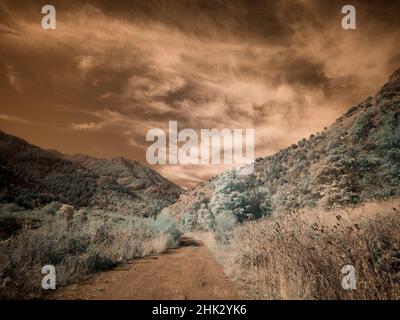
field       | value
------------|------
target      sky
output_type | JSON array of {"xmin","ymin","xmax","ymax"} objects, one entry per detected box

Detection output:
[{"xmin": 0, "ymin": 0, "xmax": 399, "ymax": 188}]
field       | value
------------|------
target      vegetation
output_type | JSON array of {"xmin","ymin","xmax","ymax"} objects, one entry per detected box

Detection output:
[
  {"xmin": 0, "ymin": 131, "xmax": 181, "ymax": 216},
  {"xmin": 0, "ymin": 204, "xmax": 181, "ymax": 299},
  {"xmin": 172, "ymin": 72, "xmax": 400, "ymax": 224},
  {"xmin": 172, "ymin": 69, "xmax": 400, "ymax": 300},
  {"xmin": 180, "ymin": 170, "xmax": 271, "ymax": 234},
  {"xmin": 204, "ymin": 201, "xmax": 400, "ymax": 299},
  {"xmin": 1, "ymin": 69, "xmax": 399, "ymax": 300}
]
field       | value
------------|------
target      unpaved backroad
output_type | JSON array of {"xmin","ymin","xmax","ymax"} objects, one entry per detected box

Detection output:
[{"xmin": 52, "ymin": 237, "xmax": 241, "ymax": 300}]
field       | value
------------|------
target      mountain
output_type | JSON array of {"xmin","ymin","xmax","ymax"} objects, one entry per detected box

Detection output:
[
  {"xmin": 1, "ymin": 69, "xmax": 398, "ymax": 221},
  {"xmin": 0, "ymin": 132, "xmax": 181, "ymax": 215},
  {"xmin": 64, "ymin": 154, "xmax": 182, "ymax": 205},
  {"xmin": 168, "ymin": 69, "xmax": 400, "ymax": 227}
]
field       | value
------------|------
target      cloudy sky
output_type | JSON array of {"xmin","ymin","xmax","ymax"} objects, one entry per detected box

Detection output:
[{"xmin": 0, "ymin": 0, "xmax": 399, "ymax": 188}]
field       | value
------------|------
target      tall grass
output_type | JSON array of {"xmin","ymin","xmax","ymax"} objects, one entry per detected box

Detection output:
[
  {"xmin": 0, "ymin": 206, "xmax": 181, "ymax": 299},
  {"xmin": 208, "ymin": 200, "xmax": 400, "ymax": 299}
]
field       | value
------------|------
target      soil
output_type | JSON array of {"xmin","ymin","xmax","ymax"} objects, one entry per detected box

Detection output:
[{"xmin": 51, "ymin": 237, "xmax": 242, "ymax": 300}]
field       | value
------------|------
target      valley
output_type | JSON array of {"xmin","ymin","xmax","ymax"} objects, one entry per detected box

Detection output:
[{"xmin": 0, "ymin": 69, "xmax": 399, "ymax": 300}]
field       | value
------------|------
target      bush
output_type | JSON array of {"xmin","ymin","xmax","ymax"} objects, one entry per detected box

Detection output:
[
  {"xmin": 84, "ymin": 251, "xmax": 116, "ymax": 272},
  {"xmin": 42, "ymin": 202, "xmax": 62, "ymax": 215},
  {"xmin": 0, "ymin": 209, "xmax": 181, "ymax": 299},
  {"xmin": 350, "ymin": 110, "xmax": 374, "ymax": 141},
  {"xmin": 198, "ymin": 205, "xmax": 216, "ymax": 231},
  {"xmin": 215, "ymin": 213, "xmax": 236, "ymax": 234},
  {"xmin": 149, "ymin": 212, "xmax": 181, "ymax": 247},
  {"xmin": 208, "ymin": 171, "xmax": 271, "ymax": 223},
  {"xmin": 211, "ymin": 201, "xmax": 400, "ymax": 299},
  {"xmin": 180, "ymin": 208, "xmax": 198, "ymax": 232}
]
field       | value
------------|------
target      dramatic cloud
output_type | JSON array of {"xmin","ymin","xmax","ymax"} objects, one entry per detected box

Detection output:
[{"xmin": 0, "ymin": 0, "xmax": 399, "ymax": 187}]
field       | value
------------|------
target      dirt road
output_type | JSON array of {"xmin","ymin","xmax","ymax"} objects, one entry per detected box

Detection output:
[{"xmin": 52, "ymin": 237, "xmax": 242, "ymax": 300}]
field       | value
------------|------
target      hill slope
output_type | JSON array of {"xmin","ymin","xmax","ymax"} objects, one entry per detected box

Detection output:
[
  {"xmin": 65, "ymin": 154, "xmax": 182, "ymax": 206},
  {"xmin": 168, "ymin": 69, "xmax": 400, "ymax": 228},
  {"xmin": 0, "ymin": 132, "xmax": 181, "ymax": 215}
]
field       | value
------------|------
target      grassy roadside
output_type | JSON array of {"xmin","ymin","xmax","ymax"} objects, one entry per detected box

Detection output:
[
  {"xmin": 0, "ymin": 203, "xmax": 181, "ymax": 299},
  {"xmin": 194, "ymin": 200, "xmax": 400, "ymax": 299}
]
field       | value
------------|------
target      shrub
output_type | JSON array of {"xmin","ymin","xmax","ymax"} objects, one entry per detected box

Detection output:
[
  {"xmin": 180, "ymin": 208, "xmax": 198, "ymax": 232},
  {"xmin": 372, "ymin": 110, "xmax": 400, "ymax": 151},
  {"xmin": 198, "ymin": 208, "xmax": 216, "ymax": 231},
  {"xmin": 215, "ymin": 213, "xmax": 236, "ymax": 234},
  {"xmin": 0, "ymin": 209, "xmax": 181, "ymax": 299},
  {"xmin": 350, "ymin": 110, "xmax": 374, "ymax": 141},
  {"xmin": 42, "ymin": 202, "xmax": 62, "ymax": 215},
  {"xmin": 149, "ymin": 212, "xmax": 181, "ymax": 247},
  {"xmin": 209, "ymin": 171, "xmax": 271, "ymax": 223},
  {"xmin": 211, "ymin": 201, "xmax": 400, "ymax": 299},
  {"xmin": 84, "ymin": 251, "xmax": 116, "ymax": 272}
]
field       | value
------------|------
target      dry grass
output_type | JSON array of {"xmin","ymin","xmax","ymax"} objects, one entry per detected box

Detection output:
[
  {"xmin": 208, "ymin": 200, "xmax": 400, "ymax": 299},
  {"xmin": 0, "ymin": 207, "xmax": 181, "ymax": 299}
]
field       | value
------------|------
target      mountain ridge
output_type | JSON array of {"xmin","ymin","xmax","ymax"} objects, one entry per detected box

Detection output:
[
  {"xmin": 0, "ymin": 131, "xmax": 181, "ymax": 215},
  {"xmin": 63, "ymin": 152, "xmax": 182, "ymax": 204}
]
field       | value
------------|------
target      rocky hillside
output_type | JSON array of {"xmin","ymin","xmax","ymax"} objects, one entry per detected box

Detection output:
[
  {"xmin": 0, "ymin": 132, "xmax": 181, "ymax": 216},
  {"xmin": 65, "ymin": 154, "xmax": 182, "ymax": 205},
  {"xmin": 168, "ymin": 69, "xmax": 400, "ymax": 229}
]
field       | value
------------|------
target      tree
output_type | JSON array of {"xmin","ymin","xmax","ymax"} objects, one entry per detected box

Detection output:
[{"xmin": 209, "ymin": 170, "xmax": 271, "ymax": 223}]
